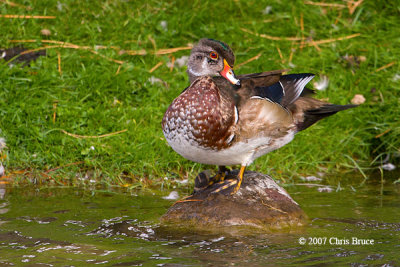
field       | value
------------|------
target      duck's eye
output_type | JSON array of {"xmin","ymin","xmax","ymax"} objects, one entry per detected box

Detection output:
[{"xmin": 209, "ymin": 52, "xmax": 218, "ymax": 60}]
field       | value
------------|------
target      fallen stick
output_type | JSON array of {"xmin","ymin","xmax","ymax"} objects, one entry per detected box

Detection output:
[
  {"xmin": 375, "ymin": 129, "xmax": 391, "ymax": 139},
  {"xmin": 10, "ymin": 44, "xmax": 124, "ymax": 65},
  {"xmin": 155, "ymin": 46, "xmax": 192, "ymax": 55},
  {"xmin": 241, "ymin": 28, "xmax": 302, "ymax": 41},
  {"xmin": 299, "ymin": 33, "xmax": 361, "ymax": 48},
  {"xmin": 0, "ymin": 0, "xmax": 32, "ymax": 10},
  {"xmin": 0, "ymin": 14, "xmax": 55, "ymax": 19},
  {"xmin": 61, "ymin": 129, "xmax": 128, "ymax": 139},
  {"xmin": 304, "ymin": 1, "xmax": 346, "ymax": 8},
  {"xmin": 57, "ymin": 51, "xmax": 62, "ymax": 75},
  {"xmin": 276, "ymin": 47, "xmax": 284, "ymax": 63},
  {"xmin": 149, "ymin": 61, "xmax": 163, "ymax": 73},
  {"xmin": 375, "ymin": 61, "xmax": 396, "ymax": 72},
  {"xmin": 235, "ymin": 53, "xmax": 262, "ymax": 69},
  {"xmin": 9, "ymin": 39, "xmax": 192, "ymax": 56}
]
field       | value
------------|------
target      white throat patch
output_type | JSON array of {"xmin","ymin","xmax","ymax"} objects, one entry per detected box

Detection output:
[{"xmin": 188, "ymin": 57, "xmax": 218, "ymax": 77}]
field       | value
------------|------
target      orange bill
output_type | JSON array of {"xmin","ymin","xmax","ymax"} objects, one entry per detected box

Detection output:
[{"xmin": 220, "ymin": 59, "xmax": 240, "ymax": 85}]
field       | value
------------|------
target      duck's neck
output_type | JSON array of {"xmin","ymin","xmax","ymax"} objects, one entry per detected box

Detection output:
[{"xmin": 187, "ymin": 69, "xmax": 198, "ymax": 84}]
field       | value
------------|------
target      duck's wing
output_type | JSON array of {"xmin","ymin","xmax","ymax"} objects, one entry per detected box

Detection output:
[
  {"xmin": 280, "ymin": 73, "xmax": 315, "ymax": 106},
  {"xmin": 247, "ymin": 73, "xmax": 357, "ymax": 132},
  {"xmin": 236, "ymin": 96, "xmax": 295, "ymax": 141},
  {"xmin": 238, "ymin": 73, "xmax": 315, "ymax": 107},
  {"xmin": 237, "ymin": 69, "xmax": 287, "ymax": 89}
]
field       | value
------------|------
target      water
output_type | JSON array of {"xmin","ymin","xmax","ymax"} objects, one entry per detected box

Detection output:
[{"xmin": 0, "ymin": 172, "xmax": 399, "ymax": 266}]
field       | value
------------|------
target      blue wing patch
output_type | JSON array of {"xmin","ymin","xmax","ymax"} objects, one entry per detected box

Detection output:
[{"xmin": 254, "ymin": 82, "xmax": 284, "ymax": 104}]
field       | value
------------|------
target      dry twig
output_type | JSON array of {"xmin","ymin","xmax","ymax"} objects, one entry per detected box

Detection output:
[
  {"xmin": 149, "ymin": 61, "xmax": 163, "ymax": 73},
  {"xmin": 88, "ymin": 49, "xmax": 124, "ymax": 64},
  {"xmin": 61, "ymin": 129, "xmax": 128, "ymax": 139},
  {"xmin": 155, "ymin": 46, "xmax": 192, "ymax": 55},
  {"xmin": 335, "ymin": 10, "xmax": 342, "ymax": 24},
  {"xmin": 57, "ymin": 51, "xmax": 62, "ymax": 75},
  {"xmin": 288, "ymin": 49, "xmax": 294, "ymax": 63},
  {"xmin": 300, "ymin": 13, "xmax": 305, "ymax": 50},
  {"xmin": 304, "ymin": 1, "xmax": 346, "ymax": 8},
  {"xmin": 261, "ymin": 199, "xmax": 288, "ymax": 214},
  {"xmin": 375, "ymin": 61, "xmax": 396, "ymax": 72},
  {"xmin": 18, "ymin": 46, "xmax": 53, "ymax": 55},
  {"xmin": 235, "ymin": 53, "xmax": 262, "ymax": 69},
  {"xmin": 347, "ymin": 0, "xmax": 364, "ymax": 15},
  {"xmin": 124, "ymin": 49, "xmax": 147, "ymax": 55},
  {"xmin": 299, "ymin": 33, "xmax": 361, "ymax": 48},
  {"xmin": 9, "ymin": 40, "xmax": 124, "ymax": 64},
  {"xmin": 148, "ymin": 35, "xmax": 157, "ymax": 51},
  {"xmin": 172, "ymin": 198, "xmax": 203, "ymax": 206},
  {"xmin": 9, "ymin": 39, "xmax": 192, "ymax": 58},
  {"xmin": 375, "ymin": 129, "xmax": 391, "ymax": 139},
  {"xmin": 309, "ymin": 38, "xmax": 322, "ymax": 52},
  {"xmin": 115, "ymin": 64, "xmax": 122, "ymax": 75},
  {"xmin": 0, "ymin": 0, "xmax": 32, "ymax": 10},
  {"xmin": 0, "ymin": 14, "xmax": 55, "ymax": 19},
  {"xmin": 52, "ymin": 100, "xmax": 58, "ymax": 123},
  {"xmin": 241, "ymin": 28, "xmax": 302, "ymax": 41},
  {"xmin": 276, "ymin": 47, "xmax": 284, "ymax": 63},
  {"xmin": 169, "ymin": 56, "xmax": 175, "ymax": 72},
  {"xmin": 304, "ymin": 0, "xmax": 363, "ymax": 15}
]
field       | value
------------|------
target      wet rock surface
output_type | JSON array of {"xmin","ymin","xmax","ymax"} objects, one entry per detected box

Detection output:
[{"xmin": 161, "ymin": 170, "xmax": 307, "ymax": 231}]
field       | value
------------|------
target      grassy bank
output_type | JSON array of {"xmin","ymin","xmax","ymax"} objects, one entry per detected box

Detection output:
[{"xmin": 0, "ymin": 0, "xmax": 399, "ymax": 188}]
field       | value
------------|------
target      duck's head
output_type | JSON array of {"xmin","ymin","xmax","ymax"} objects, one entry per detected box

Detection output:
[{"xmin": 187, "ymin": 38, "xmax": 240, "ymax": 85}]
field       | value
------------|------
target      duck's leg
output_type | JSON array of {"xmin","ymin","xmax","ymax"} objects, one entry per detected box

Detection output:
[
  {"xmin": 210, "ymin": 166, "xmax": 228, "ymax": 184},
  {"xmin": 211, "ymin": 165, "xmax": 246, "ymax": 194},
  {"xmin": 193, "ymin": 166, "xmax": 229, "ymax": 193},
  {"xmin": 231, "ymin": 165, "xmax": 246, "ymax": 194}
]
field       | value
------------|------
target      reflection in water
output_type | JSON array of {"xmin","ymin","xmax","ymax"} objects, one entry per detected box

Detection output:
[{"xmin": 0, "ymin": 174, "xmax": 399, "ymax": 266}]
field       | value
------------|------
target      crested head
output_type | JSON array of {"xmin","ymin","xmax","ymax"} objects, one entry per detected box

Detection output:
[
  {"xmin": 187, "ymin": 38, "xmax": 238, "ymax": 84},
  {"xmin": 197, "ymin": 39, "xmax": 235, "ymax": 67}
]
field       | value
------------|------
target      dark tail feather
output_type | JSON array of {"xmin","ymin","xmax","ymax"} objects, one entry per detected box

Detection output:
[{"xmin": 297, "ymin": 104, "xmax": 357, "ymax": 131}]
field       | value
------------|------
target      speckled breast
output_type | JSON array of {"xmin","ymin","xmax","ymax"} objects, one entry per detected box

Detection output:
[{"xmin": 162, "ymin": 77, "xmax": 236, "ymax": 151}]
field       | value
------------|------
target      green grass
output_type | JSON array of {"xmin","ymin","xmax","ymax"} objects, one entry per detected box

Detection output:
[{"xmin": 0, "ymin": 0, "xmax": 399, "ymax": 188}]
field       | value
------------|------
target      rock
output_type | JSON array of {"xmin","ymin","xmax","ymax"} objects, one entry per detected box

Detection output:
[{"xmin": 161, "ymin": 170, "xmax": 307, "ymax": 232}]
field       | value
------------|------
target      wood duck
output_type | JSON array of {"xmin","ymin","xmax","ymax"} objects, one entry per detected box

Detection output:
[{"xmin": 162, "ymin": 38, "xmax": 356, "ymax": 194}]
